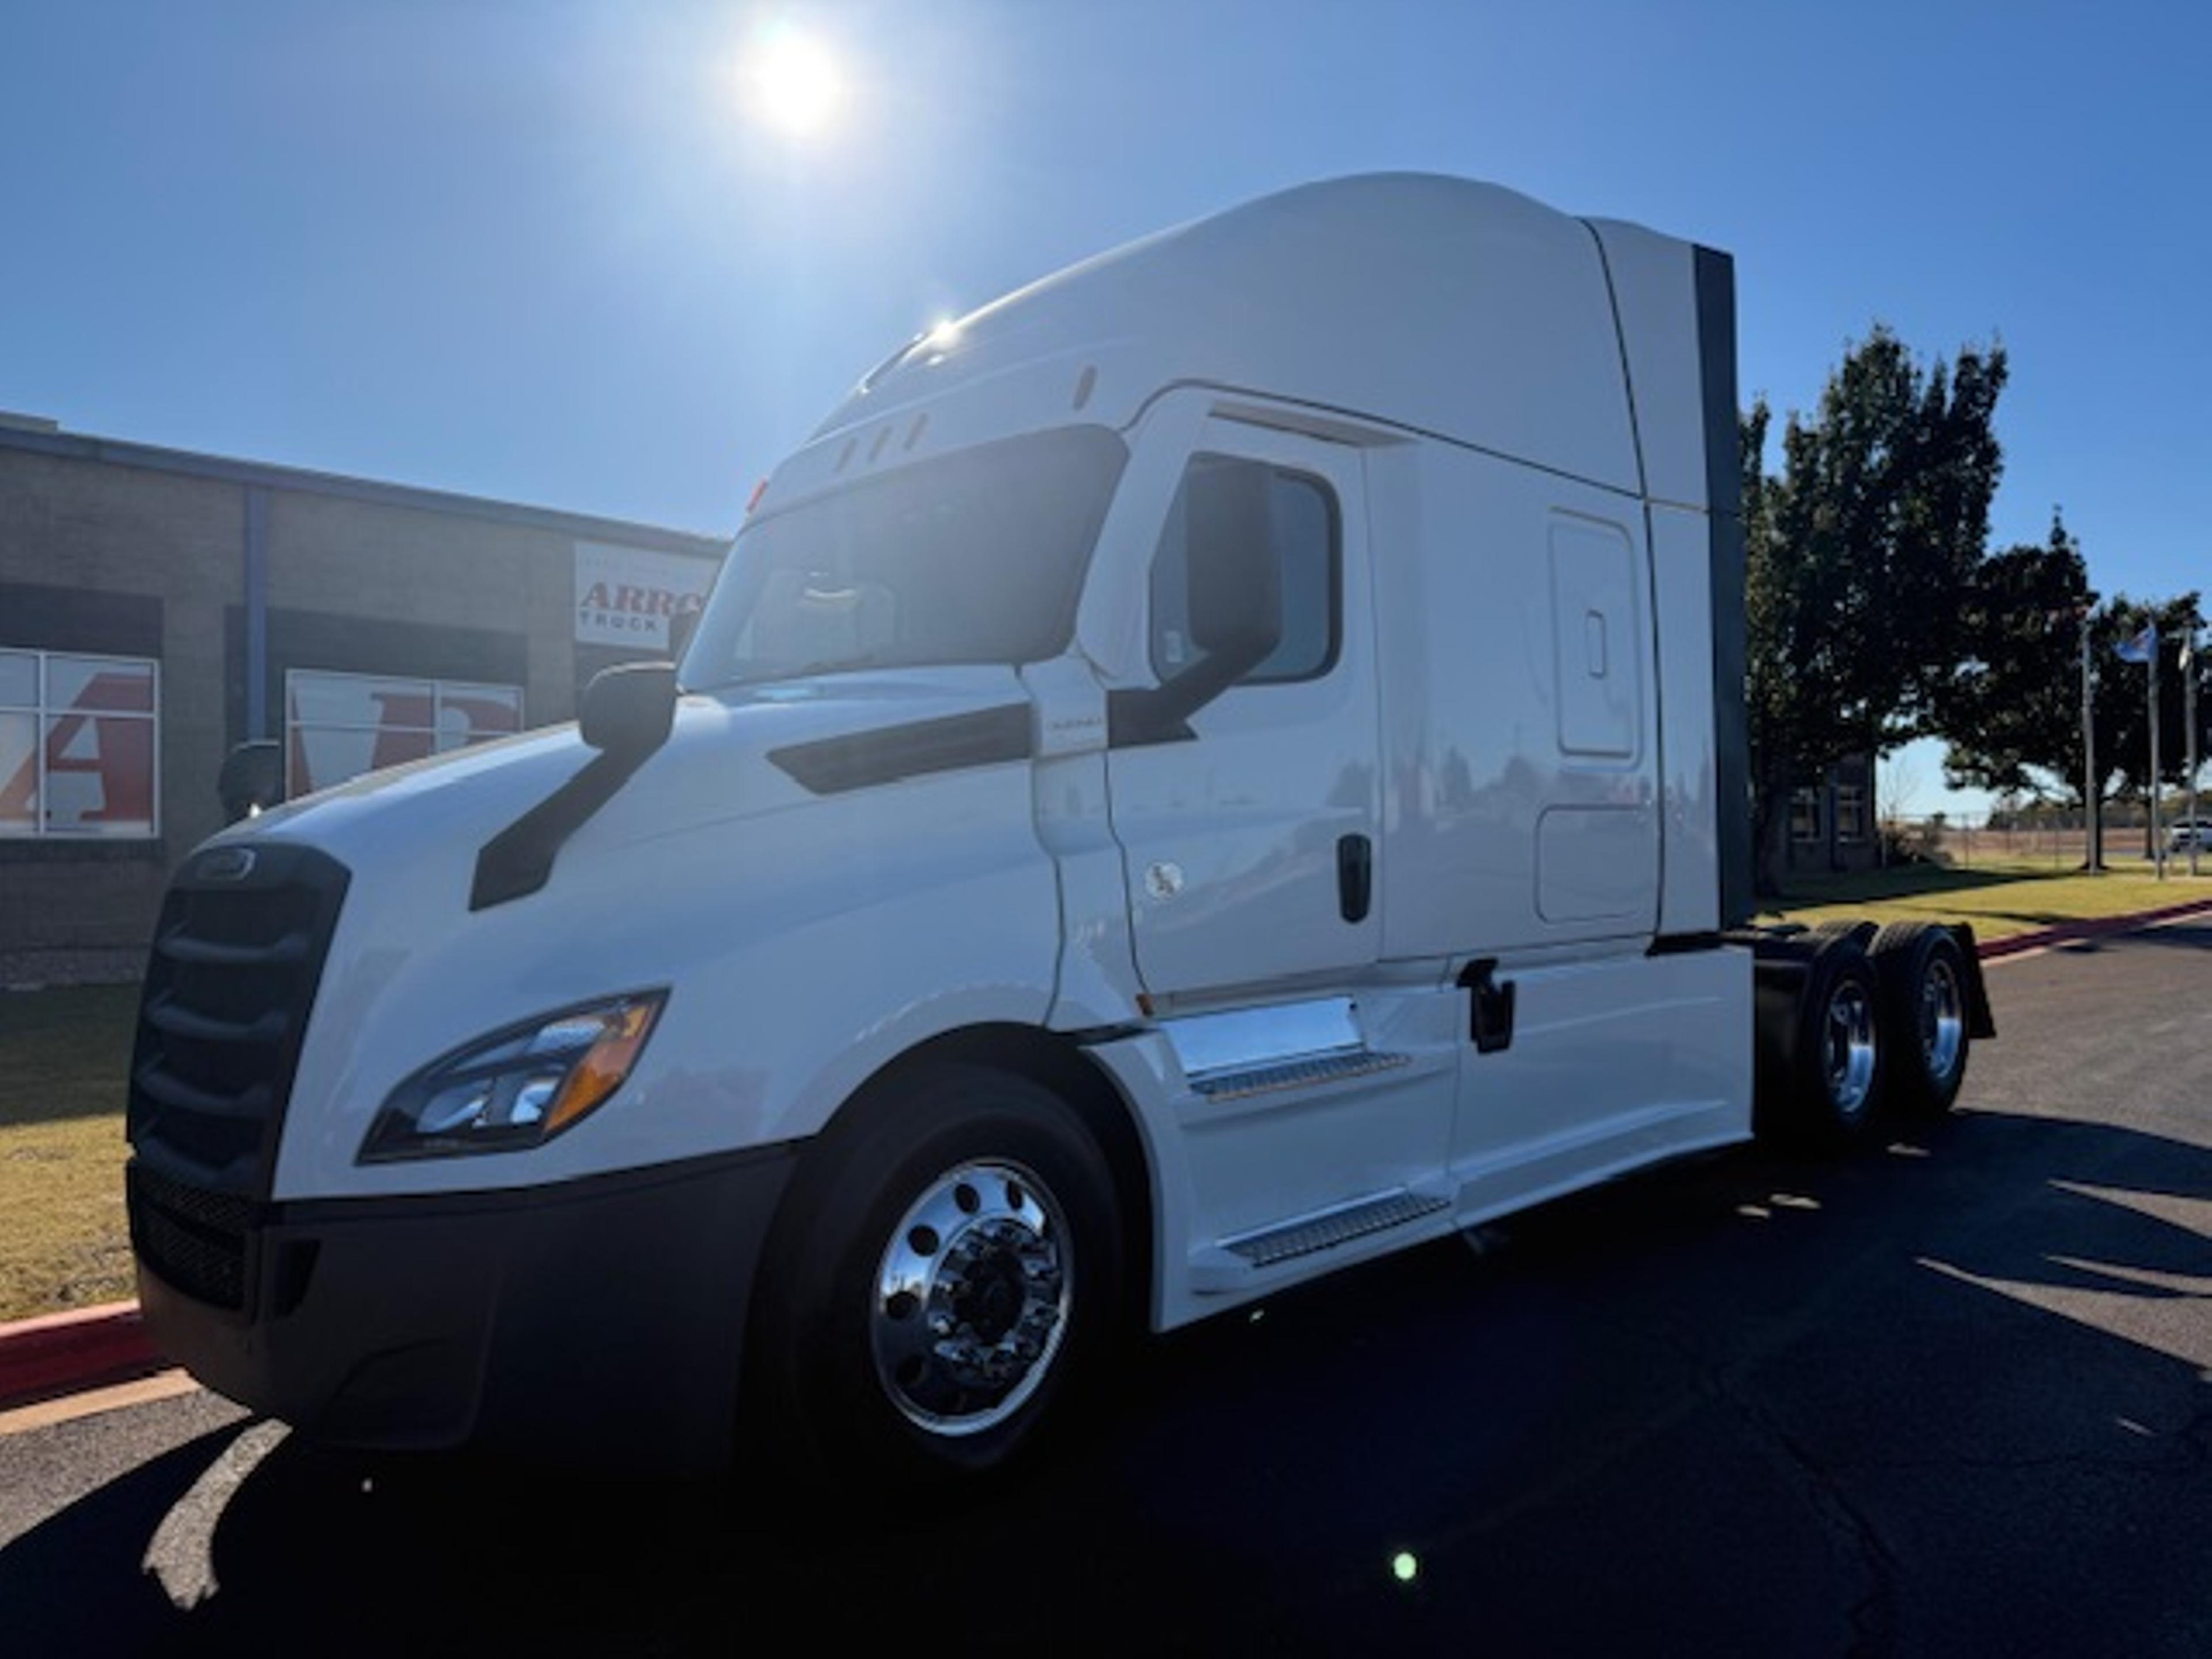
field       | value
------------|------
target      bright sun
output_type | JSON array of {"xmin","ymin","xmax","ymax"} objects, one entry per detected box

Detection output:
[{"xmin": 745, "ymin": 29, "xmax": 845, "ymax": 139}]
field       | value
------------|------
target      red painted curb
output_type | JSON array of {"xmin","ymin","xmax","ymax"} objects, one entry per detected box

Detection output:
[
  {"xmin": 0, "ymin": 1299, "xmax": 164, "ymax": 1412},
  {"xmin": 1976, "ymin": 893, "xmax": 2212, "ymax": 961}
]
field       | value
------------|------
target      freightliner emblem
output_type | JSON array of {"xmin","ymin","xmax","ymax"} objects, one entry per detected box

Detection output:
[{"xmin": 196, "ymin": 847, "xmax": 257, "ymax": 882}]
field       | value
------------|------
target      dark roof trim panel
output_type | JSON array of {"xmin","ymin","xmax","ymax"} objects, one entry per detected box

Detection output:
[{"xmin": 1694, "ymin": 243, "xmax": 1752, "ymax": 931}]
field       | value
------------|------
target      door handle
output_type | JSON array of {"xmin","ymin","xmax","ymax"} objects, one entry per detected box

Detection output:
[{"xmin": 1336, "ymin": 833, "xmax": 1372, "ymax": 923}]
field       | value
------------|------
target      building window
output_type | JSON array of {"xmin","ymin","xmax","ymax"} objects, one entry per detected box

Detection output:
[
  {"xmin": 285, "ymin": 670, "xmax": 524, "ymax": 798},
  {"xmin": 1835, "ymin": 783, "xmax": 1868, "ymax": 843},
  {"xmin": 1149, "ymin": 456, "xmax": 1340, "ymax": 685},
  {"xmin": 1789, "ymin": 785, "xmax": 1822, "ymax": 843},
  {"xmin": 0, "ymin": 649, "xmax": 161, "ymax": 839}
]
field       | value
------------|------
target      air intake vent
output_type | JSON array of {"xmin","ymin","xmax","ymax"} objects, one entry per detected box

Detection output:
[
  {"xmin": 128, "ymin": 842, "xmax": 349, "ymax": 1196},
  {"xmin": 127, "ymin": 1161, "xmax": 257, "ymax": 1310}
]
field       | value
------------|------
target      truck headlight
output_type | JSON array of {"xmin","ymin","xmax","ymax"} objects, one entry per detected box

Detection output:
[{"xmin": 359, "ymin": 991, "xmax": 667, "ymax": 1162}]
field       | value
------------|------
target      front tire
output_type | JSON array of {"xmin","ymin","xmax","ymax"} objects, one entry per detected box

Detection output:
[{"xmin": 751, "ymin": 1065, "xmax": 1123, "ymax": 1487}]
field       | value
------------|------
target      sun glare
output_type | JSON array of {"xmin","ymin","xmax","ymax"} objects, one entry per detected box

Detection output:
[{"xmin": 745, "ymin": 29, "xmax": 844, "ymax": 139}]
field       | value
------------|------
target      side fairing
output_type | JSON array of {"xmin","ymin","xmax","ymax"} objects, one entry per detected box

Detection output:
[{"xmin": 1585, "ymin": 217, "xmax": 1744, "ymax": 933}]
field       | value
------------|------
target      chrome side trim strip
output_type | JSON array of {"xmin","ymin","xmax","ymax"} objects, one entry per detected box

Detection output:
[{"xmin": 1162, "ymin": 997, "xmax": 1362, "ymax": 1082}]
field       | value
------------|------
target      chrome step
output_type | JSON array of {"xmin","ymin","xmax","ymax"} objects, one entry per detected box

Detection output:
[
  {"xmin": 1222, "ymin": 1188, "xmax": 1450, "ymax": 1268},
  {"xmin": 1189, "ymin": 1048, "xmax": 1410, "ymax": 1102}
]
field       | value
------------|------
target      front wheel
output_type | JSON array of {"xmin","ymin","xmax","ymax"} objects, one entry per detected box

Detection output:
[
  {"xmin": 869, "ymin": 1156, "xmax": 1075, "ymax": 1438},
  {"xmin": 749, "ymin": 1066, "xmax": 1123, "ymax": 1487}
]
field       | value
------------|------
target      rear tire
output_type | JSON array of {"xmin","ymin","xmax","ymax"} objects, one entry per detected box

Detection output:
[
  {"xmin": 749, "ymin": 1065, "xmax": 1123, "ymax": 1490},
  {"xmin": 1870, "ymin": 923, "xmax": 1972, "ymax": 1118}
]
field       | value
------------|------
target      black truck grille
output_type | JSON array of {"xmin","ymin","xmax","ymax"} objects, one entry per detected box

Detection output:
[{"xmin": 127, "ymin": 842, "xmax": 349, "ymax": 1198}]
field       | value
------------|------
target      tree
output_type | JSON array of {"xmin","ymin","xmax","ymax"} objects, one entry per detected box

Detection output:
[
  {"xmin": 1745, "ymin": 327, "xmax": 2009, "ymax": 885},
  {"xmin": 1941, "ymin": 527, "xmax": 2206, "ymax": 867},
  {"xmin": 1877, "ymin": 750, "xmax": 1923, "ymax": 825},
  {"xmin": 1937, "ymin": 511, "xmax": 2094, "ymax": 799}
]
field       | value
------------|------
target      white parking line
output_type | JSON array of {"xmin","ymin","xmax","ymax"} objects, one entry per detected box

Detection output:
[
  {"xmin": 0, "ymin": 1370, "xmax": 199, "ymax": 1437},
  {"xmin": 142, "ymin": 1418, "xmax": 289, "ymax": 1608}
]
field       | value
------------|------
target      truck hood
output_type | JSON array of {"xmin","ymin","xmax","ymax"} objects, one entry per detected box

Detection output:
[
  {"xmin": 213, "ymin": 664, "xmax": 1036, "ymax": 893},
  {"xmin": 218, "ymin": 660, "xmax": 1067, "ymax": 1200}
]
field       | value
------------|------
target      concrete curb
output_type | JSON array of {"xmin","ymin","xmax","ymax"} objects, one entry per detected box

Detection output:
[
  {"xmin": 0, "ymin": 1298, "xmax": 162, "ymax": 1411},
  {"xmin": 3, "ymin": 895, "xmax": 2210, "ymax": 1412}
]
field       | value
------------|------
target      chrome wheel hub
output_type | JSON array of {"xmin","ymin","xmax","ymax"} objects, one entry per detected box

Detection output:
[
  {"xmin": 1825, "ymin": 979, "xmax": 1877, "ymax": 1118},
  {"xmin": 870, "ymin": 1160, "xmax": 1071, "ymax": 1437},
  {"xmin": 1921, "ymin": 959, "xmax": 1965, "ymax": 1081}
]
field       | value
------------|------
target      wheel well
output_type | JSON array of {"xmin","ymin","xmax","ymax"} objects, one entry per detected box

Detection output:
[{"xmin": 797, "ymin": 1024, "xmax": 1157, "ymax": 1333}]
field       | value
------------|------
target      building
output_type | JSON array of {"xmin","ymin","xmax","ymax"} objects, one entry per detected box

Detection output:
[
  {"xmin": 1760, "ymin": 752, "xmax": 1880, "ymax": 877},
  {"xmin": 1, "ymin": 414, "xmax": 728, "ymax": 985}
]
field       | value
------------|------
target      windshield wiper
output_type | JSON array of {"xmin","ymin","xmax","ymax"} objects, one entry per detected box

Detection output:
[{"xmin": 733, "ymin": 650, "xmax": 903, "ymax": 688}]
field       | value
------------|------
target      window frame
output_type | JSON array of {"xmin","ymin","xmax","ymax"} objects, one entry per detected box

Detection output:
[
  {"xmin": 0, "ymin": 647, "xmax": 163, "ymax": 841},
  {"xmin": 1835, "ymin": 782, "xmax": 1868, "ymax": 843},
  {"xmin": 1789, "ymin": 785, "xmax": 1823, "ymax": 844},
  {"xmin": 1146, "ymin": 452, "xmax": 1344, "ymax": 691}
]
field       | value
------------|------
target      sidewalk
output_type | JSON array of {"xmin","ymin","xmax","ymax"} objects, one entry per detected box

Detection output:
[{"xmin": 7, "ymin": 892, "xmax": 2212, "ymax": 1416}]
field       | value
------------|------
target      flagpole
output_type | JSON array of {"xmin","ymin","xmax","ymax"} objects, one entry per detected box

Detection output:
[
  {"xmin": 2150, "ymin": 632, "xmax": 2164, "ymax": 880},
  {"xmin": 2082, "ymin": 609, "xmax": 2100, "ymax": 870},
  {"xmin": 2188, "ymin": 623, "xmax": 2200, "ymax": 879}
]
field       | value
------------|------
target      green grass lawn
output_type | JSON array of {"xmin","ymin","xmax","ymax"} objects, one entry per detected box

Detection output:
[
  {"xmin": 1759, "ymin": 857, "xmax": 2212, "ymax": 943},
  {"xmin": 0, "ymin": 984, "xmax": 138, "ymax": 1322}
]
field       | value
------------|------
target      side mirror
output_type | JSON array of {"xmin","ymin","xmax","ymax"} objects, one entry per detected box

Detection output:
[
  {"xmin": 1111, "ymin": 462, "xmax": 1285, "ymax": 745},
  {"xmin": 667, "ymin": 603, "xmax": 702, "ymax": 668},
  {"xmin": 1184, "ymin": 461, "xmax": 1283, "ymax": 666},
  {"xmin": 580, "ymin": 663, "xmax": 677, "ymax": 759},
  {"xmin": 218, "ymin": 740, "xmax": 283, "ymax": 822}
]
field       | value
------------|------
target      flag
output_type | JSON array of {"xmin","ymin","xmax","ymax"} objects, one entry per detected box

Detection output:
[{"xmin": 2116, "ymin": 624, "xmax": 2157, "ymax": 664}]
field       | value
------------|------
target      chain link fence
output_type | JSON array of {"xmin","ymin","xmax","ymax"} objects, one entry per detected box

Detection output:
[{"xmin": 1881, "ymin": 807, "xmax": 2210, "ymax": 869}]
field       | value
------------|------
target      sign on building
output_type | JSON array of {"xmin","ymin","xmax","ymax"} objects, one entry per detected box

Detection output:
[
  {"xmin": 574, "ymin": 542, "xmax": 718, "ymax": 650},
  {"xmin": 0, "ymin": 651, "xmax": 160, "ymax": 837},
  {"xmin": 285, "ymin": 671, "xmax": 524, "ymax": 798}
]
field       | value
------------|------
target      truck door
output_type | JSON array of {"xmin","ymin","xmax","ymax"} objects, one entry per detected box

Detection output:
[{"xmin": 1105, "ymin": 419, "xmax": 1380, "ymax": 1002}]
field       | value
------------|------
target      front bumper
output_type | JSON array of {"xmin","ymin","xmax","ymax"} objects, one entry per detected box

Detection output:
[{"xmin": 130, "ymin": 1145, "xmax": 798, "ymax": 1475}]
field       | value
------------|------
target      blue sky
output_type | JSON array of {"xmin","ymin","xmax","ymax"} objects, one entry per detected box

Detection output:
[{"xmin": 5, "ymin": 1, "xmax": 2206, "ymax": 810}]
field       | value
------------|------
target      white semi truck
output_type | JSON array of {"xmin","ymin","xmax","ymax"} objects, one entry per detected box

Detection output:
[{"xmin": 127, "ymin": 174, "xmax": 1991, "ymax": 1481}]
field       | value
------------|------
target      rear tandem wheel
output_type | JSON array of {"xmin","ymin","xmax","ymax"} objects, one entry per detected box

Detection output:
[{"xmin": 1870, "ymin": 922, "xmax": 1973, "ymax": 1118}]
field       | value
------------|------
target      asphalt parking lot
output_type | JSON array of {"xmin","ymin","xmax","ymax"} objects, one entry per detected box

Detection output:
[{"xmin": 4, "ymin": 922, "xmax": 2210, "ymax": 1655}]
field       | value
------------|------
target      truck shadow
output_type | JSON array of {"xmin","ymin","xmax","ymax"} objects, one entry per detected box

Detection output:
[
  {"xmin": 1764, "ymin": 863, "xmax": 2059, "ymax": 907},
  {"xmin": 6, "ymin": 1107, "xmax": 2212, "ymax": 1654}
]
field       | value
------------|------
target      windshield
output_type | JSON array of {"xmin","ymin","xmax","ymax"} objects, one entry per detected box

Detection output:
[{"xmin": 685, "ymin": 426, "xmax": 1128, "ymax": 688}]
